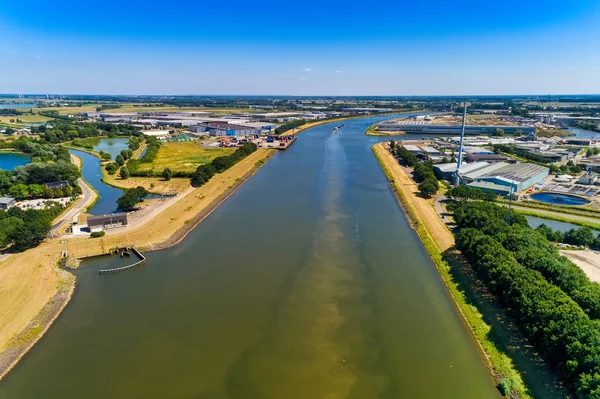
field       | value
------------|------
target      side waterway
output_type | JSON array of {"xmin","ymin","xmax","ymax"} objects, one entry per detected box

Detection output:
[
  {"xmin": 0, "ymin": 116, "xmax": 500, "ymax": 398},
  {"xmin": 68, "ymin": 149, "xmax": 124, "ymax": 215}
]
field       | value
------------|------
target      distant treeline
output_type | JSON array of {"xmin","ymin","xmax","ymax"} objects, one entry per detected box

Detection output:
[
  {"xmin": 535, "ymin": 223, "xmax": 600, "ymax": 249},
  {"xmin": 452, "ymin": 201, "xmax": 600, "ymax": 397},
  {"xmin": 274, "ymin": 120, "xmax": 307, "ymax": 135},
  {"xmin": 572, "ymin": 120, "xmax": 600, "ymax": 132},
  {"xmin": 0, "ymin": 109, "xmax": 23, "ymax": 116}
]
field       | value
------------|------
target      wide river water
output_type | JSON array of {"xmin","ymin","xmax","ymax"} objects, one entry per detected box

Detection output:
[{"xmin": 0, "ymin": 116, "xmax": 499, "ymax": 398}]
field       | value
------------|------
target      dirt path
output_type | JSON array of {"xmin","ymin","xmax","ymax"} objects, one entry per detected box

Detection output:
[
  {"xmin": 560, "ymin": 250, "xmax": 600, "ymax": 283},
  {"xmin": 372, "ymin": 143, "xmax": 454, "ymax": 251}
]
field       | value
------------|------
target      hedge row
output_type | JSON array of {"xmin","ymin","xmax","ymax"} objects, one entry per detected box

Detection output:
[{"xmin": 191, "ymin": 143, "xmax": 257, "ymax": 186}]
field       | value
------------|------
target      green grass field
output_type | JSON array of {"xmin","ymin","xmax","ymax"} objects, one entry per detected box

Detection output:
[
  {"xmin": 137, "ymin": 142, "xmax": 235, "ymax": 173},
  {"xmin": 0, "ymin": 115, "xmax": 54, "ymax": 124}
]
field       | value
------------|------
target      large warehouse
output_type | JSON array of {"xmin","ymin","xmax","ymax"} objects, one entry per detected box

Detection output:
[
  {"xmin": 434, "ymin": 162, "xmax": 549, "ymax": 195},
  {"xmin": 378, "ymin": 121, "xmax": 535, "ymax": 135},
  {"xmin": 190, "ymin": 122, "xmax": 260, "ymax": 137}
]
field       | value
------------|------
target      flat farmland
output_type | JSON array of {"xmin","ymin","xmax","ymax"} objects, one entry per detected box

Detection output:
[{"xmin": 137, "ymin": 141, "xmax": 235, "ymax": 173}]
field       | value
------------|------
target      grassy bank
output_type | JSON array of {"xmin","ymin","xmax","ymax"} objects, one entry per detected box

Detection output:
[
  {"xmin": 372, "ymin": 144, "xmax": 531, "ymax": 399},
  {"xmin": 498, "ymin": 198, "xmax": 600, "ymax": 217},
  {"xmin": 511, "ymin": 207, "xmax": 600, "ymax": 231},
  {"xmin": 135, "ymin": 142, "xmax": 234, "ymax": 174},
  {"xmin": 365, "ymin": 121, "xmax": 406, "ymax": 136}
]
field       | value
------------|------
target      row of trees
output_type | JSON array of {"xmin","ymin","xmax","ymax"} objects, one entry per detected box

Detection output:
[
  {"xmin": 126, "ymin": 136, "xmax": 161, "ymax": 177},
  {"xmin": 446, "ymin": 185, "xmax": 496, "ymax": 202},
  {"xmin": 116, "ymin": 186, "xmax": 148, "ymax": 211},
  {"xmin": 274, "ymin": 120, "xmax": 307, "ymax": 135},
  {"xmin": 104, "ymin": 149, "xmax": 135, "ymax": 176},
  {"xmin": 549, "ymin": 162, "xmax": 583, "ymax": 175},
  {"xmin": 390, "ymin": 140, "xmax": 418, "ymax": 167},
  {"xmin": 586, "ymin": 147, "xmax": 600, "ymax": 158},
  {"xmin": 535, "ymin": 223, "xmax": 600, "ymax": 249},
  {"xmin": 389, "ymin": 141, "xmax": 439, "ymax": 198},
  {"xmin": 413, "ymin": 162, "xmax": 439, "ymax": 198},
  {"xmin": 456, "ymin": 227, "xmax": 600, "ymax": 397},
  {"xmin": 452, "ymin": 201, "xmax": 600, "ymax": 396},
  {"xmin": 0, "ymin": 203, "xmax": 64, "ymax": 251},
  {"xmin": 493, "ymin": 144, "xmax": 551, "ymax": 164},
  {"xmin": 191, "ymin": 143, "xmax": 258, "ymax": 186}
]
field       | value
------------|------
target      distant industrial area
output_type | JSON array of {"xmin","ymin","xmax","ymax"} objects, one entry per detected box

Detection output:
[{"xmin": 2, "ymin": 93, "xmax": 600, "ymax": 399}]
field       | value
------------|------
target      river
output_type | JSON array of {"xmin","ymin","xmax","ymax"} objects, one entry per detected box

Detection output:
[
  {"xmin": 568, "ymin": 126, "xmax": 600, "ymax": 139},
  {"xmin": 0, "ymin": 116, "xmax": 499, "ymax": 398}
]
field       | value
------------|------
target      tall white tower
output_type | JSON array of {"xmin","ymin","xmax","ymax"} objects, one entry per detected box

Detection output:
[{"xmin": 453, "ymin": 103, "xmax": 467, "ymax": 185}]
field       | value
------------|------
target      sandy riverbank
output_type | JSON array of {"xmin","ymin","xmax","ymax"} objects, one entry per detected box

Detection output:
[
  {"xmin": 0, "ymin": 148, "xmax": 274, "ymax": 380},
  {"xmin": 560, "ymin": 250, "xmax": 600, "ymax": 283}
]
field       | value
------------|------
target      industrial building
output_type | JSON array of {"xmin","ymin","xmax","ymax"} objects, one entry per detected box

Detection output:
[
  {"xmin": 465, "ymin": 153, "xmax": 509, "ymax": 163},
  {"xmin": 341, "ymin": 107, "xmax": 393, "ymax": 113},
  {"xmin": 435, "ymin": 162, "xmax": 549, "ymax": 195},
  {"xmin": 251, "ymin": 112, "xmax": 306, "ymax": 121},
  {"xmin": 87, "ymin": 213, "xmax": 128, "ymax": 232},
  {"xmin": 45, "ymin": 180, "xmax": 70, "ymax": 189},
  {"xmin": 190, "ymin": 122, "xmax": 260, "ymax": 137},
  {"xmin": 468, "ymin": 163, "xmax": 549, "ymax": 195},
  {"xmin": 0, "ymin": 197, "xmax": 16, "ymax": 210},
  {"xmin": 402, "ymin": 144, "xmax": 422, "ymax": 154},
  {"xmin": 378, "ymin": 121, "xmax": 535, "ymax": 135},
  {"xmin": 434, "ymin": 162, "xmax": 492, "ymax": 180}
]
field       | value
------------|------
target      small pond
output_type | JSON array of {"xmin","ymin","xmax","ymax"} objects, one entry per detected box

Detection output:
[
  {"xmin": 0, "ymin": 152, "xmax": 30, "ymax": 170},
  {"xmin": 530, "ymin": 192, "xmax": 590, "ymax": 206},
  {"xmin": 526, "ymin": 215, "xmax": 599, "ymax": 235},
  {"xmin": 92, "ymin": 138, "xmax": 130, "ymax": 159}
]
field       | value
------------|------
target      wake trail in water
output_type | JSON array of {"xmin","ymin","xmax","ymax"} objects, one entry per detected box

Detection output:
[{"xmin": 227, "ymin": 133, "xmax": 391, "ymax": 399}]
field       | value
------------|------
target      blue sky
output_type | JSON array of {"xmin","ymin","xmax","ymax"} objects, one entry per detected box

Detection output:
[{"xmin": 1, "ymin": 0, "xmax": 599, "ymax": 95}]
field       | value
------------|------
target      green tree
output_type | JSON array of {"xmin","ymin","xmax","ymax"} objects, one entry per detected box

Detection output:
[
  {"xmin": 100, "ymin": 150, "xmax": 112, "ymax": 160},
  {"xmin": 28, "ymin": 184, "xmax": 45, "ymax": 198},
  {"xmin": 163, "ymin": 168, "xmax": 172, "ymax": 181},
  {"xmin": 419, "ymin": 181, "xmax": 437, "ymax": 198},
  {"xmin": 9, "ymin": 183, "xmax": 29, "ymax": 200},
  {"xmin": 115, "ymin": 154, "xmax": 125, "ymax": 166},
  {"xmin": 494, "ymin": 128, "xmax": 505, "ymax": 137},
  {"xmin": 120, "ymin": 166, "xmax": 130, "ymax": 179}
]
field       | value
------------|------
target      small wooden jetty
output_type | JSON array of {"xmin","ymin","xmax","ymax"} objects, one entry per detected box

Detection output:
[{"xmin": 98, "ymin": 246, "xmax": 146, "ymax": 275}]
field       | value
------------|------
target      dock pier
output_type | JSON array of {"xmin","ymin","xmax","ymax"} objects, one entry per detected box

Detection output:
[{"xmin": 97, "ymin": 246, "xmax": 147, "ymax": 275}]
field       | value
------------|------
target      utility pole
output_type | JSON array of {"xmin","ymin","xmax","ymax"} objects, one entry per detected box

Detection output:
[
  {"xmin": 507, "ymin": 185, "xmax": 514, "ymax": 225},
  {"xmin": 453, "ymin": 103, "xmax": 467, "ymax": 185}
]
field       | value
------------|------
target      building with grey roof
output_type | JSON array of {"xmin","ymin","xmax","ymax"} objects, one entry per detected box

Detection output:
[
  {"xmin": 377, "ymin": 122, "xmax": 535, "ymax": 135},
  {"xmin": 87, "ymin": 212, "xmax": 128, "ymax": 232},
  {"xmin": 469, "ymin": 163, "xmax": 549, "ymax": 194},
  {"xmin": 0, "ymin": 197, "xmax": 16, "ymax": 210}
]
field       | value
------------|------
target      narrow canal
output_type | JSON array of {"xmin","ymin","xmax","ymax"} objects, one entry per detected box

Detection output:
[
  {"xmin": 69, "ymin": 149, "xmax": 125, "ymax": 215},
  {"xmin": 0, "ymin": 116, "xmax": 499, "ymax": 398}
]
